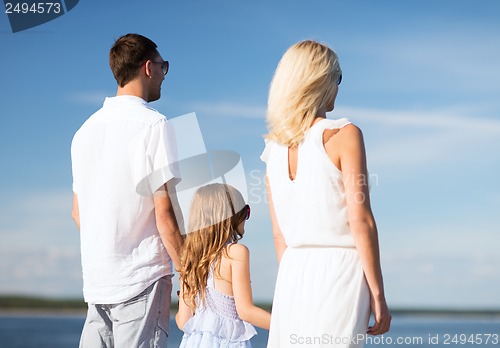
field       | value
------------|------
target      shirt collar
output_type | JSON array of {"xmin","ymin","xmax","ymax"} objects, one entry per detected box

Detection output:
[{"xmin": 103, "ymin": 95, "xmax": 148, "ymax": 107}]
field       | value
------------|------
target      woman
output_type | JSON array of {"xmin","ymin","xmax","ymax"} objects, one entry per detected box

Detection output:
[{"xmin": 261, "ymin": 40, "xmax": 391, "ymax": 347}]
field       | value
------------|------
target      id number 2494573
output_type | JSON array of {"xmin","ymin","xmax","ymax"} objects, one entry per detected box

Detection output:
[{"xmin": 5, "ymin": 2, "xmax": 62, "ymax": 14}]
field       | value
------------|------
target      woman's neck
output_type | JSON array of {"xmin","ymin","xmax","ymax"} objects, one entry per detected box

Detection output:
[{"xmin": 311, "ymin": 116, "xmax": 326, "ymax": 126}]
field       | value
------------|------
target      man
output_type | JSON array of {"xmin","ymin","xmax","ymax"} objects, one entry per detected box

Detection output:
[{"xmin": 71, "ymin": 33, "xmax": 183, "ymax": 347}]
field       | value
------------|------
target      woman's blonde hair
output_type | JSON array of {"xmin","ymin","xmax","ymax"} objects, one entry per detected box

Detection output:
[
  {"xmin": 179, "ymin": 183, "xmax": 247, "ymax": 309},
  {"xmin": 265, "ymin": 40, "xmax": 341, "ymax": 146}
]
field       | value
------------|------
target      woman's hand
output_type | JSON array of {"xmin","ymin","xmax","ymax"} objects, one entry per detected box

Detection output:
[{"xmin": 367, "ymin": 295, "xmax": 391, "ymax": 335}]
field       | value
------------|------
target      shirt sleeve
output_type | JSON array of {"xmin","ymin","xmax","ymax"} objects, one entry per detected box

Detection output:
[
  {"xmin": 147, "ymin": 118, "xmax": 180, "ymax": 193},
  {"xmin": 70, "ymin": 136, "xmax": 79, "ymax": 194}
]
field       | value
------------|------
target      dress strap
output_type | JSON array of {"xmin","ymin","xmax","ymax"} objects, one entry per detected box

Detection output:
[
  {"xmin": 309, "ymin": 118, "xmax": 351, "ymax": 146},
  {"xmin": 260, "ymin": 139, "xmax": 272, "ymax": 163},
  {"xmin": 207, "ymin": 265, "xmax": 215, "ymax": 289},
  {"xmin": 312, "ymin": 118, "xmax": 351, "ymax": 134}
]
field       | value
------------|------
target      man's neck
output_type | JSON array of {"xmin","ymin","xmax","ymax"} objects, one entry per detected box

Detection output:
[{"xmin": 116, "ymin": 81, "xmax": 148, "ymax": 101}]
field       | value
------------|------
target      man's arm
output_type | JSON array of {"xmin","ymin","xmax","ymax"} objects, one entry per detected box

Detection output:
[
  {"xmin": 72, "ymin": 193, "xmax": 80, "ymax": 231},
  {"xmin": 154, "ymin": 182, "xmax": 183, "ymax": 271}
]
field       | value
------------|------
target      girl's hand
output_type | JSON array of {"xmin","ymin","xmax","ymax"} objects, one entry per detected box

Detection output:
[
  {"xmin": 175, "ymin": 287, "xmax": 194, "ymax": 330},
  {"xmin": 367, "ymin": 295, "xmax": 391, "ymax": 335}
]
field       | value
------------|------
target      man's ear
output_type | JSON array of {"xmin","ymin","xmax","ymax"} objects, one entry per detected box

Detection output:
[{"xmin": 143, "ymin": 60, "xmax": 153, "ymax": 78}]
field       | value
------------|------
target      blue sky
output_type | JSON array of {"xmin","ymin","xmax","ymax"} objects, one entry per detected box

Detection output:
[{"xmin": 1, "ymin": 0, "xmax": 500, "ymax": 309}]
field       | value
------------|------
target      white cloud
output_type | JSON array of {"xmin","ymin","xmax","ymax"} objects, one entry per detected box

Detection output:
[
  {"xmin": 340, "ymin": 30, "xmax": 500, "ymax": 92},
  {"xmin": 336, "ymin": 106, "xmax": 500, "ymax": 132},
  {"xmin": 185, "ymin": 101, "xmax": 500, "ymax": 133},
  {"xmin": 67, "ymin": 91, "xmax": 113, "ymax": 105},
  {"xmin": 0, "ymin": 190, "xmax": 82, "ymax": 297},
  {"xmin": 377, "ymin": 212, "xmax": 500, "ymax": 308},
  {"xmin": 188, "ymin": 101, "xmax": 266, "ymax": 119},
  {"xmin": 334, "ymin": 105, "xmax": 500, "ymax": 168},
  {"xmin": 383, "ymin": 252, "xmax": 500, "ymax": 308},
  {"xmin": 391, "ymin": 34, "xmax": 500, "ymax": 83},
  {"xmin": 0, "ymin": 189, "xmax": 77, "ymax": 245},
  {"xmin": 0, "ymin": 245, "xmax": 82, "ymax": 297}
]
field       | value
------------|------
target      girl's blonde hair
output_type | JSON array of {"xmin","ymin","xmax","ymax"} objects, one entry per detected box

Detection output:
[
  {"xmin": 265, "ymin": 40, "xmax": 341, "ymax": 146},
  {"xmin": 180, "ymin": 183, "xmax": 247, "ymax": 309}
]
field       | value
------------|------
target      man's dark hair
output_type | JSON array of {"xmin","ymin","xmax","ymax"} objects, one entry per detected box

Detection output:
[{"xmin": 109, "ymin": 33, "xmax": 159, "ymax": 87}]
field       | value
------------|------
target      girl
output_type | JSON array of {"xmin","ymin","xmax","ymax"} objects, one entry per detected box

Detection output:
[{"xmin": 176, "ymin": 183, "xmax": 271, "ymax": 347}]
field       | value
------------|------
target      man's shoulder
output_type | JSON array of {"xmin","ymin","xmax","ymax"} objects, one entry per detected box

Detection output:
[
  {"xmin": 136, "ymin": 104, "xmax": 167, "ymax": 125},
  {"xmin": 106, "ymin": 100, "xmax": 167, "ymax": 126}
]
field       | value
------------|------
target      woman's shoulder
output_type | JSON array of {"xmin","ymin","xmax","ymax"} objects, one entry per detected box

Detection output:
[
  {"xmin": 323, "ymin": 122, "xmax": 365, "ymax": 166},
  {"xmin": 338, "ymin": 122, "xmax": 362, "ymax": 137},
  {"xmin": 322, "ymin": 119, "xmax": 362, "ymax": 144},
  {"xmin": 336, "ymin": 123, "xmax": 364, "ymax": 148}
]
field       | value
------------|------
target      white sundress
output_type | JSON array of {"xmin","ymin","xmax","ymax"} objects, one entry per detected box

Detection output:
[
  {"xmin": 261, "ymin": 118, "xmax": 371, "ymax": 348},
  {"xmin": 180, "ymin": 268, "xmax": 257, "ymax": 347}
]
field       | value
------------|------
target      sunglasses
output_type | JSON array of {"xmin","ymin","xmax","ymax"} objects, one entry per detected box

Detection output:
[
  {"xmin": 337, "ymin": 73, "xmax": 342, "ymax": 85},
  {"xmin": 148, "ymin": 60, "xmax": 169, "ymax": 75},
  {"xmin": 242, "ymin": 204, "xmax": 251, "ymax": 220},
  {"xmin": 223, "ymin": 187, "xmax": 251, "ymax": 221}
]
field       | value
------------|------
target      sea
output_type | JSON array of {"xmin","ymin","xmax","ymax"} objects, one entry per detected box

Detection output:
[{"xmin": 0, "ymin": 313, "xmax": 499, "ymax": 347}]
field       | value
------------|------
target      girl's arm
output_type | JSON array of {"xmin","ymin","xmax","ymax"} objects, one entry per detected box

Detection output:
[
  {"xmin": 229, "ymin": 243, "xmax": 271, "ymax": 330},
  {"xmin": 266, "ymin": 176, "xmax": 287, "ymax": 263},
  {"xmin": 333, "ymin": 124, "xmax": 391, "ymax": 335},
  {"xmin": 175, "ymin": 287, "xmax": 194, "ymax": 330}
]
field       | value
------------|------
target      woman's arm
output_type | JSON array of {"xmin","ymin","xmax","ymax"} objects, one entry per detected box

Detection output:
[
  {"xmin": 265, "ymin": 176, "xmax": 287, "ymax": 263},
  {"xmin": 331, "ymin": 124, "xmax": 391, "ymax": 335},
  {"xmin": 229, "ymin": 243, "xmax": 271, "ymax": 330},
  {"xmin": 175, "ymin": 287, "xmax": 194, "ymax": 330},
  {"xmin": 71, "ymin": 193, "xmax": 80, "ymax": 231}
]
